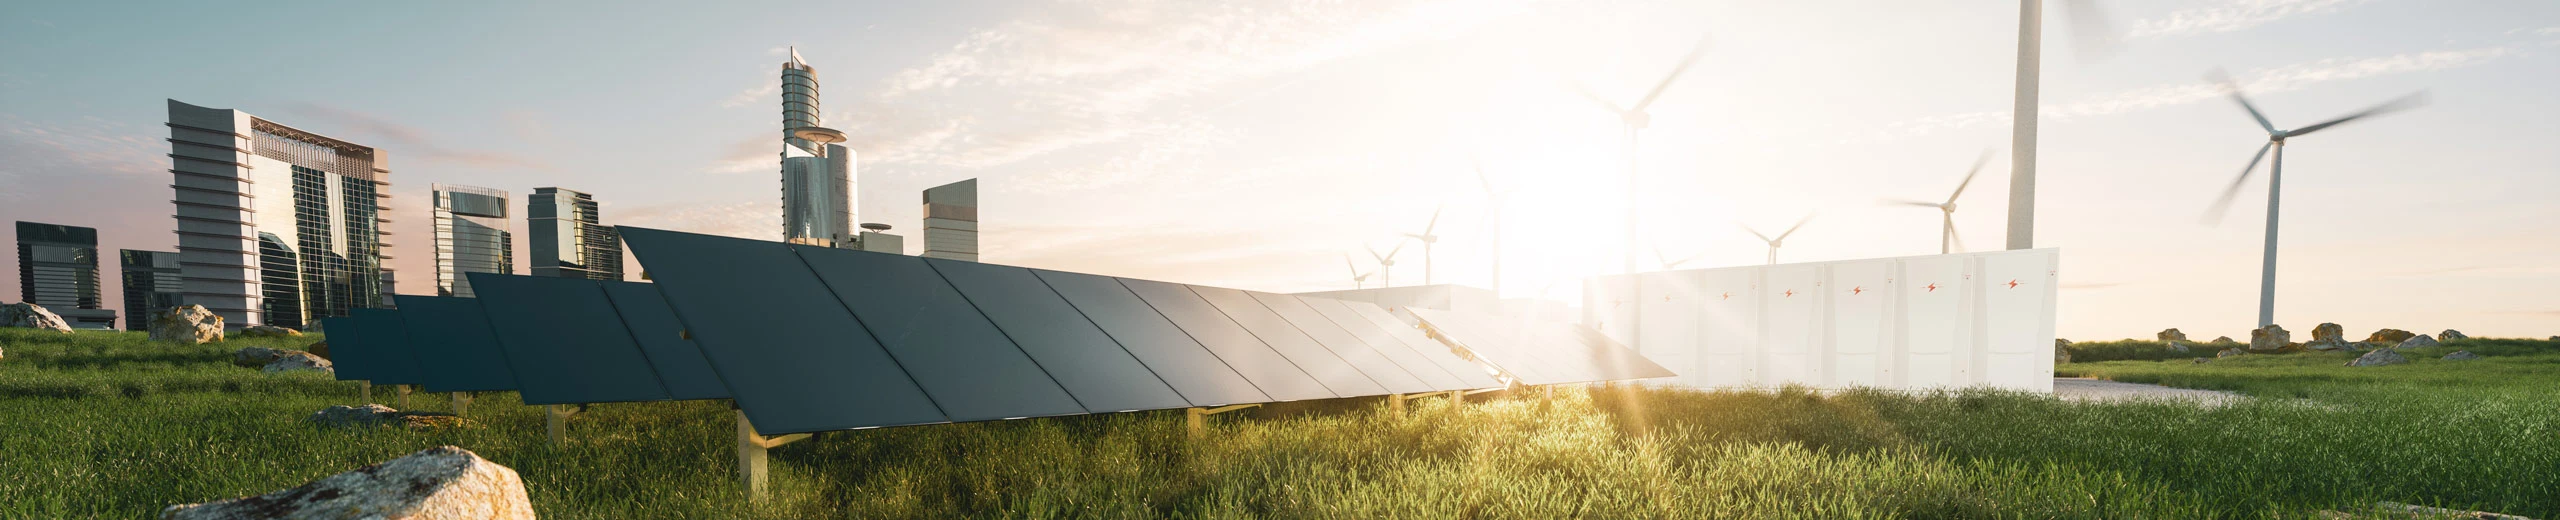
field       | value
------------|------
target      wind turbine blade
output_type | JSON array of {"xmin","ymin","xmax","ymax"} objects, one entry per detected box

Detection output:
[
  {"xmin": 1367, "ymin": 245, "xmax": 1387, "ymax": 263},
  {"xmin": 1386, "ymin": 240, "xmax": 1407, "ymax": 260},
  {"xmin": 1343, "ymin": 253, "xmax": 1360, "ymax": 276},
  {"xmin": 1882, "ymin": 198, "xmax": 1944, "ymax": 208},
  {"xmin": 2287, "ymin": 92, "xmax": 2428, "ymax": 137},
  {"xmin": 1631, "ymin": 35, "xmax": 1712, "ymax": 113},
  {"xmin": 1946, "ymin": 218, "xmax": 1967, "ymax": 253},
  {"xmin": 1423, "ymin": 205, "xmax": 1444, "ymax": 235},
  {"xmin": 1473, "ymin": 156, "xmax": 1498, "ymax": 195},
  {"xmin": 2203, "ymin": 142, "xmax": 2274, "ymax": 225},
  {"xmin": 1947, "ymin": 149, "xmax": 1994, "ymax": 204},
  {"xmin": 2060, "ymin": 0, "xmax": 2123, "ymax": 62},
  {"xmin": 1776, "ymin": 214, "xmax": 1814, "ymax": 241},
  {"xmin": 1564, "ymin": 80, "xmax": 1625, "ymax": 115},
  {"xmin": 1651, "ymin": 245, "xmax": 1670, "ymax": 267},
  {"xmin": 2207, "ymin": 69, "xmax": 2278, "ymax": 134},
  {"xmin": 1740, "ymin": 224, "xmax": 1773, "ymax": 244}
]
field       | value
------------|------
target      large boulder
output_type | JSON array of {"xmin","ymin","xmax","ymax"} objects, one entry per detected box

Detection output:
[
  {"xmin": 2156, "ymin": 328, "xmax": 2188, "ymax": 342},
  {"xmin": 308, "ymin": 405, "xmax": 477, "ymax": 431},
  {"xmin": 237, "ymin": 325, "xmax": 302, "ymax": 338},
  {"xmin": 2439, "ymin": 329, "xmax": 2469, "ymax": 341},
  {"xmin": 262, "ymin": 352, "xmax": 333, "ymax": 375},
  {"xmin": 2, "ymin": 302, "xmax": 73, "ymax": 333},
  {"xmin": 2211, "ymin": 336, "xmax": 2236, "ymax": 344},
  {"xmin": 2054, "ymin": 339, "xmax": 2071, "ymax": 364},
  {"xmin": 2365, "ymin": 328, "xmax": 2416, "ymax": 345},
  {"xmin": 232, "ymin": 347, "xmax": 295, "ymax": 368},
  {"xmin": 306, "ymin": 340, "xmax": 330, "ymax": 360},
  {"xmin": 2167, "ymin": 341, "xmax": 2190, "ymax": 353},
  {"xmin": 2310, "ymin": 322, "xmax": 2344, "ymax": 343},
  {"xmin": 2398, "ymin": 334, "xmax": 2440, "ymax": 349},
  {"xmin": 148, "ymin": 305, "xmax": 224, "ymax": 344},
  {"xmin": 2217, "ymin": 348, "xmax": 2247, "ymax": 359},
  {"xmin": 2443, "ymin": 351, "xmax": 2482, "ymax": 361},
  {"xmin": 160, "ymin": 445, "xmax": 533, "ymax": 520},
  {"xmin": 2248, "ymin": 324, "xmax": 2291, "ymax": 352},
  {"xmin": 2347, "ymin": 348, "xmax": 2408, "ymax": 367}
]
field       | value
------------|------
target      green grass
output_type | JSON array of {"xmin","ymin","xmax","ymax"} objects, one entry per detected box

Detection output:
[{"xmin": 4, "ymin": 328, "xmax": 2557, "ymax": 518}]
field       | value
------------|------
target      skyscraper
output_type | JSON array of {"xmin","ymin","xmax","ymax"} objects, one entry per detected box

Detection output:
[
  {"xmin": 921, "ymin": 179, "xmax": 979, "ymax": 262},
  {"xmin": 433, "ymin": 184, "xmax": 512, "ymax": 297},
  {"xmin": 166, "ymin": 100, "xmax": 390, "ymax": 329},
  {"xmin": 15, "ymin": 221, "xmax": 116, "ymax": 328},
  {"xmin": 119, "ymin": 250, "xmax": 182, "ymax": 331},
  {"xmin": 778, "ymin": 47, "xmax": 855, "ymax": 246},
  {"xmin": 528, "ymin": 187, "xmax": 622, "ymax": 281}
]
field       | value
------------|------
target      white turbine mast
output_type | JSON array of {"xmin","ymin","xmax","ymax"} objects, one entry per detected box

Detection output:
[
  {"xmin": 1742, "ymin": 214, "xmax": 1813, "ymax": 266},
  {"xmin": 1367, "ymin": 242, "xmax": 1407, "ymax": 289},
  {"xmin": 2200, "ymin": 69, "xmax": 2426, "ymax": 328},
  {"xmin": 1342, "ymin": 253, "xmax": 1372, "ymax": 289},
  {"xmin": 2006, "ymin": 0, "xmax": 2121, "ymax": 251},
  {"xmin": 1885, "ymin": 150, "xmax": 1996, "ymax": 255},
  {"xmin": 1569, "ymin": 34, "xmax": 1711, "ymax": 275},
  {"xmin": 1475, "ymin": 157, "xmax": 1511, "ymax": 295},
  {"xmin": 1404, "ymin": 204, "xmax": 1444, "ymax": 286}
]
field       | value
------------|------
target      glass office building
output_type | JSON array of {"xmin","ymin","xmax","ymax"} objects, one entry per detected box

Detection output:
[
  {"xmin": 433, "ymin": 184, "xmax": 513, "ymax": 297},
  {"xmin": 15, "ymin": 221, "xmax": 117, "ymax": 328},
  {"xmin": 166, "ymin": 99, "xmax": 392, "ymax": 329},
  {"xmin": 119, "ymin": 250, "xmax": 183, "ymax": 331},
  {"xmin": 528, "ymin": 187, "xmax": 622, "ymax": 281},
  {"xmin": 779, "ymin": 48, "xmax": 856, "ymax": 245},
  {"xmin": 921, "ymin": 178, "xmax": 979, "ymax": 262}
]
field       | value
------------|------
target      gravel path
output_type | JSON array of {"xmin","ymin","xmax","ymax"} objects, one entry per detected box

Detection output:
[{"xmin": 2053, "ymin": 378, "xmax": 2244, "ymax": 405}]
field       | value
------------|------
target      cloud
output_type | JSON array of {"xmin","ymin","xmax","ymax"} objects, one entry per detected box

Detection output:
[
  {"xmin": 1872, "ymin": 45, "xmax": 2514, "ymax": 140},
  {"xmin": 279, "ymin": 103, "xmax": 550, "ymax": 170},
  {"xmin": 2130, "ymin": 0, "xmax": 2359, "ymax": 38},
  {"xmin": 710, "ymin": 134, "xmax": 774, "ymax": 174}
]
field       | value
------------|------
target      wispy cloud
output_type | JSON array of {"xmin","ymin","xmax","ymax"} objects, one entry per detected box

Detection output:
[
  {"xmin": 2131, "ymin": 0, "xmax": 2360, "ymax": 38},
  {"xmin": 280, "ymin": 103, "xmax": 550, "ymax": 170}
]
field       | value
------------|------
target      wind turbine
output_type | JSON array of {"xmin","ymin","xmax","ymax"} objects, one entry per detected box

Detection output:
[
  {"xmin": 1404, "ymin": 205, "xmax": 1444, "ymax": 286},
  {"xmin": 1341, "ymin": 253, "xmax": 1373, "ymax": 289},
  {"xmin": 1886, "ymin": 150, "xmax": 1995, "ymax": 254},
  {"xmin": 2201, "ymin": 69, "xmax": 2426, "ymax": 328},
  {"xmin": 1652, "ymin": 245, "xmax": 1706, "ymax": 270},
  {"xmin": 2005, "ymin": 0, "xmax": 2120, "ymax": 251},
  {"xmin": 1474, "ymin": 157, "xmax": 1511, "ymax": 295},
  {"xmin": 1570, "ymin": 34, "xmax": 1711, "ymax": 275},
  {"xmin": 1367, "ymin": 242, "xmax": 1407, "ymax": 289},
  {"xmin": 1741, "ymin": 215, "xmax": 1813, "ymax": 266}
]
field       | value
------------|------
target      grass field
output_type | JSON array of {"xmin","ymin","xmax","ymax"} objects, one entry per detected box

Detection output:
[{"xmin": 3, "ymin": 328, "xmax": 2556, "ymax": 519}]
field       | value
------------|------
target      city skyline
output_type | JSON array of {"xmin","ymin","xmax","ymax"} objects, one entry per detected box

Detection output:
[{"xmin": 2, "ymin": 1, "xmax": 2556, "ymax": 339}]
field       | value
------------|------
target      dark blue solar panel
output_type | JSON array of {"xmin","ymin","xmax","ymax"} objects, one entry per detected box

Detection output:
[
  {"xmin": 467, "ymin": 273, "xmax": 673, "ymax": 405},
  {"xmin": 1188, "ymin": 286, "xmax": 1386, "ymax": 398},
  {"xmin": 1117, "ymin": 278, "xmax": 1335, "ymax": 402},
  {"xmin": 926, "ymin": 258, "xmax": 1190, "ymax": 413},
  {"xmin": 1567, "ymin": 324, "xmax": 1678, "ymax": 380},
  {"xmin": 390, "ymin": 295, "xmax": 521, "ymax": 393},
  {"xmin": 1247, "ymin": 291, "xmax": 1433, "ymax": 394},
  {"xmin": 1032, "ymin": 270, "xmax": 1269, "ymax": 407},
  {"xmin": 793, "ymin": 246, "xmax": 1085, "ymax": 421},
  {"xmin": 598, "ymin": 281, "xmax": 729, "ymax": 400},
  {"xmin": 618, "ymin": 227, "xmax": 945, "ymax": 434},
  {"xmin": 1294, "ymin": 297, "xmax": 1471, "ymax": 391},
  {"xmin": 320, "ymin": 317, "xmax": 368, "ymax": 382},
  {"xmin": 350, "ymin": 308, "xmax": 424, "ymax": 386},
  {"xmin": 1331, "ymin": 301, "xmax": 1505, "ymax": 389}
]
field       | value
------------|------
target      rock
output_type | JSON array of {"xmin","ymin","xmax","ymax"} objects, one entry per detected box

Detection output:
[
  {"xmin": 2218, "ymin": 348, "xmax": 2247, "ymax": 359},
  {"xmin": 2191, "ymin": 357, "xmax": 2212, "ymax": 364},
  {"xmin": 2346, "ymin": 348, "xmax": 2408, "ymax": 367},
  {"xmin": 2344, "ymin": 341, "xmax": 2377, "ymax": 352},
  {"xmin": 2311, "ymin": 322, "xmax": 2344, "ymax": 343},
  {"xmin": 2365, "ymin": 328, "xmax": 2416, "ymax": 345},
  {"xmin": 2249, "ymin": 324, "xmax": 2291, "ymax": 352},
  {"xmin": 160, "ymin": 445, "xmax": 533, "ymax": 520},
  {"xmin": 305, "ymin": 320, "xmax": 325, "ymax": 333},
  {"xmin": 1, "ymin": 302, "xmax": 74, "ymax": 333},
  {"xmin": 307, "ymin": 404, "xmax": 477, "ymax": 431},
  {"xmin": 2443, "ymin": 350, "xmax": 2481, "ymax": 361},
  {"xmin": 306, "ymin": 340, "xmax": 330, "ymax": 360},
  {"xmin": 2156, "ymin": 328, "xmax": 2188, "ymax": 342},
  {"xmin": 2306, "ymin": 340, "xmax": 2349, "ymax": 352},
  {"xmin": 2397, "ymin": 334, "xmax": 2440, "ymax": 349},
  {"xmin": 2439, "ymin": 329, "xmax": 2468, "ymax": 341},
  {"xmin": 232, "ymin": 347, "xmax": 295, "ymax": 368},
  {"xmin": 237, "ymin": 325, "xmax": 302, "ymax": 338},
  {"xmin": 148, "ymin": 305, "xmax": 224, "ymax": 344},
  {"xmin": 2370, "ymin": 501, "xmax": 2537, "ymax": 520},
  {"xmin": 2550, "ymin": 336, "xmax": 2558, "ymax": 342},
  {"xmin": 261, "ymin": 352, "xmax": 333, "ymax": 375},
  {"xmin": 2055, "ymin": 341, "xmax": 2072, "ymax": 364},
  {"xmin": 2167, "ymin": 341, "xmax": 2190, "ymax": 353},
  {"xmin": 2212, "ymin": 336, "xmax": 2236, "ymax": 344}
]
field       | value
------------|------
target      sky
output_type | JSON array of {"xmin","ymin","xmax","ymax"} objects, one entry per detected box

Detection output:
[{"xmin": 2, "ymin": 0, "xmax": 2555, "ymax": 341}]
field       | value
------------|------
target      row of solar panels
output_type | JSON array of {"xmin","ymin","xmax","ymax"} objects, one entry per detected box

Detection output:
[{"xmin": 322, "ymin": 227, "xmax": 1665, "ymax": 436}]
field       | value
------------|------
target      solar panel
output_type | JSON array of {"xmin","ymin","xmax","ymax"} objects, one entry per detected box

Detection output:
[
  {"xmin": 597, "ymin": 281, "xmax": 729, "ymax": 400},
  {"xmin": 1406, "ymin": 307, "xmax": 1583, "ymax": 385},
  {"xmin": 1295, "ymin": 297, "xmax": 1473, "ymax": 391},
  {"xmin": 320, "ymin": 317, "xmax": 369, "ymax": 382},
  {"xmin": 926, "ymin": 258, "xmax": 1191, "ymax": 413},
  {"xmin": 1031, "ymin": 269, "xmax": 1270, "ymax": 407},
  {"xmin": 792, "ymin": 245, "xmax": 1086, "ymax": 421},
  {"xmin": 1566, "ymin": 324, "xmax": 1679, "ymax": 380},
  {"xmin": 350, "ymin": 308, "xmax": 425, "ymax": 386},
  {"xmin": 1246, "ymin": 291, "xmax": 1435, "ymax": 394},
  {"xmin": 389, "ymin": 295, "xmax": 523, "ymax": 393},
  {"xmin": 616, "ymin": 227, "xmax": 945, "ymax": 434},
  {"xmin": 466, "ymin": 273, "xmax": 674, "ymax": 405},
  {"xmin": 1188, "ymin": 286, "xmax": 1387, "ymax": 397},
  {"xmin": 1116, "ymin": 278, "xmax": 1336, "ymax": 402},
  {"xmin": 1330, "ymin": 300, "xmax": 1507, "ymax": 389}
]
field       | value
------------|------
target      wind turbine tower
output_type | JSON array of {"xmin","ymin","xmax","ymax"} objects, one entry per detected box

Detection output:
[{"xmin": 2202, "ymin": 70, "xmax": 2425, "ymax": 327}]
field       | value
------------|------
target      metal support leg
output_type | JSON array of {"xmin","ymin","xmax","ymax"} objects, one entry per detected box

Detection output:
[
  {"xmin": 1184, "ymin": 404, "xmax": 1262, "ymax": 438},
  {"xmin": 736, "ymin": 410, "xmax": 810, "ymax": 502},
  {"xmin": 359, "ymin": 381, "xmax": 372, "ymax": 403},
  {"xmin": 1389, "ymin": 394, "xmax": 1407, "ymax": 415},
  {"xmin": 396, "ymin": 385, "xmax": 412, "ymax": 408},
  {"xmin": 546, "ymin": 404, "xmax": 584, "ymax": 446},
  {"xmin": 451, "ymin": 392, "xmax": 473, "ymax": 415}
]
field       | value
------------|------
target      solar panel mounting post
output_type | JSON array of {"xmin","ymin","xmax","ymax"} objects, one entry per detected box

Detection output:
[
  {"xmin": 396, "ymin": 385, "xmax": 412, "ymax": 408},
  {"xmin": 1185, "ymin": 404, "xmax": 1261, "ymax": 437},
  {"xmin": 451, "ymin": 392, "xmax": 474, "ymax": 415},
  {"xmin": 736, "ymin": 410, "xmax": 811, "ymax": 502},
  {"xmin": 358, "ymin": 381, "xmax": 372, "ymax": 403},
  {"xmin": 546, "ymin": 404, "xmax": 587, "ymax": 446}
]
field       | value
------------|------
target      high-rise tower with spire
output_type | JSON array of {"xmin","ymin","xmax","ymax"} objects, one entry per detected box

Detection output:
[{"xmin": 779, "ymin": 47, "xmax": 854, "ymax": 245}]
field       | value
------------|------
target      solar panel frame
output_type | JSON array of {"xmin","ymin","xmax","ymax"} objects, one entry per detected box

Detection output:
[
  {"xmin": 1117, "ymin": 277, "xmax": 1336, "ymax": 402},
  {"xmin": 792, "ymin": 245, "xmax": 1088, "ymax": 421},
  {"xmin": 926, "ymin": 258, "xmax": 1192, "ymax": 413},
  {"xmin": 1032, "ymin": 269, "xmax": 1271, "ymax": 407},
  {"xmin": 390, "ymin": 295, "xmax": 524, "ymax": 393},
  {"xmin": 1332, "ymin": 301, "xmax": 1507, "ymax": 389},
  {"xmin": 1296, "ymin": 297, "xmax": 1474, "ymax": 391},
  {"xmin": 466, "ymin": 273, "xmax": 675, "ymax": 406},
  {"xmin": 350, "ymin": 308, "xmax": 425, "ymax": 386},
  {"xmin": 1246, "ymin": 291, "xmax": 1436, "ymax": 394},
  {"xmin": 616, "ymin": 227, "xmax": 947, "ymax": 434},
  {"xmin": 597, "ymin": 281, "xmax": 730, "ymax": 400}
]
